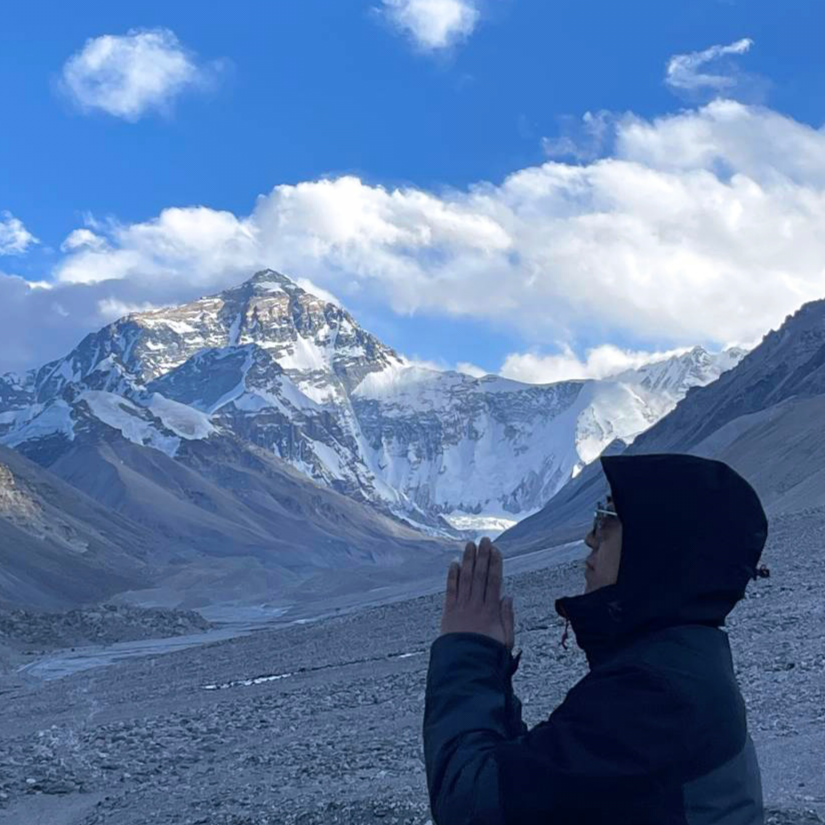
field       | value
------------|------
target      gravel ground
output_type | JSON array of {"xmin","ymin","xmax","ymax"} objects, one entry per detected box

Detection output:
[{"xmin": 1, "ymin": 507, "xmax": 823, "ymax": 824}]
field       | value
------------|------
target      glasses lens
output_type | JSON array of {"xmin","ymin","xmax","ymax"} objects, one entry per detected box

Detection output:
[{"xmin": 593, "ymin": 500, "xmax": 613, "ymax": 534}]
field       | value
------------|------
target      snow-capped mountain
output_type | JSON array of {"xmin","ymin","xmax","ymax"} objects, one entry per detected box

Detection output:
[
  {"xmin": 0, "ymin": 270, "xmax": 749, "ymax": 536},
  {"xmin": 497, "ymin": 295, "xmax": 825, "ymax": 555},
  {"xmin": 347, "ymin": 343, "xmax": 746, "ymax": 530},
  {"xmin": 604, "ymin": 344, "xmax": 750, "ymax": 412},
  {"xmin": 4, "ymin": 270, "xmax": 403, "ymax": 404}
]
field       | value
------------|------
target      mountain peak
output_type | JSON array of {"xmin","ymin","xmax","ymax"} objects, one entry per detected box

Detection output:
[{"xmin": 242, "ymin": 270, "xmax": 301, "ymax": 293}]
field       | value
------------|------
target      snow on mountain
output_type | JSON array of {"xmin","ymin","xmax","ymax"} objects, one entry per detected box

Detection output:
[
  {"xmin": 0, "ymin": 269, "xmax": 749, "ymax": 536},
  {"xmin": 0, "ymin": 371, "xmax": 35, "ymax": 411},
  {"xmin": 497, "ymin": 296, "xmax": 825, "ymax": 555},
  {"xmin": 2, "ymin": 390, "xmax": 215, "ymax": 461},
  {"xmin": 1, "ymin": 270, "xmax": 403, "ymax": 406},
  {"xmin": 147, "ymin": 343, "xmax": 397, "ymax": 508},
  {"xmin": 3, "ymin": 400, "xmax": 76, "ymax": 449},
  {"xmin": 146, "ymin": 395, "xmax": 216, "ymax": 440},
  {"xmin": 604, "ymin": 344, "xmax": 749, "ymax": 412},
  {"xmin": 350, "ymin": 345, "xmax": 746, "ymax": 529}
]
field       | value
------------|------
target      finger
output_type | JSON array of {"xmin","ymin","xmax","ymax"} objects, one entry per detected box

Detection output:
[
  {"xmin": 486, "ymin": 543, "xmax": 503, "ymax": 604},
  {"xmin": 459, "ymin": 541, "xmax": 476, "ymax": 604},
  {"xmin": 444, "ymin": 560, "xmax": 459, "ymax": 608},
  {"xmin": 474, "ymin": 537, "xmax": 492, "ymax": 603}
]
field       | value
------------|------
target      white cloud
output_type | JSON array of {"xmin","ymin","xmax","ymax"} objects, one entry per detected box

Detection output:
[
  {"xmin": 60, "ymin": 228, "xmax": 107, "ymax": 252},
  {"xmin": 395, "ymin": 356, "xmax": 490, "ymax": 376},
  {"xmin": 49, "ymin": 99, "xmax": 825, "ymax": 356},
  {"xmin": 542, "ymin": 110, "xmax": 614, "ymax": 162},
  {"xmin": 378, "ymin": 0, "xmax": 480, "ymax": 51},
  {"xmin": 0, "ymin": 211, "xmax": 38, "ymax": 255},
  {"xmin": 455, "ymin": 361, "xmax": 487, "ymax": 377},
  {"xmin": 666, "ymin": 37, "xmax": 753, "ymax": 93},
  {"xmin": 96, "ymin": 298, "xmax": 162, "ymax": 321},
  {"xmin": 60, "ymin": 28, "xmax": 223, "ymax": 121},
  {"xmin": 5, "ymin": 95, "xmax": 825, "ymax": 375},
  {"xmin": 55, "ymin": 206, "xmax": 257, "ymax": 285},
  {"xmin": 402, "ymin": 356, "xmax": 450, "ymax": 372},
  {"xmin": 293, "ymin": 278, "xmax": 342, "ymax": 307},
  {"xmin": 499, "ymin": 343, "xmax": 699, "ymax": 384}
]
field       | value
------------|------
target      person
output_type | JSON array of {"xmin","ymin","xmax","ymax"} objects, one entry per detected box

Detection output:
[{"xmin": 423, "ymin": 453, "xmax": 769, "ymax": 824}]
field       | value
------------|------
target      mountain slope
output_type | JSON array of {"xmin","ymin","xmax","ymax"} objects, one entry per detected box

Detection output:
[
  {"xmin": 497, "ymin": 296, "xmax": 825, "ymax": 555},
  {"xmin": 0, "ymin": 444, "xmax": 153, "ymax": 611},
  {"xmin": 0, "ymin": 271, "xmax": 747, "ymax": 533},
  {"xmin": 18, "ymin": 427, "xmax": 454, "ymax": 611}
]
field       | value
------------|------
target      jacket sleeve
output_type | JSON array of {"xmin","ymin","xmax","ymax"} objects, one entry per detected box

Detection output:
[
  {"xmin": 422, "ymin": 632, "xmax": 529, "ymax": 825},
  {"xmin": 422, "ymin": 632, "xmax": 693, "ymax": 825}
]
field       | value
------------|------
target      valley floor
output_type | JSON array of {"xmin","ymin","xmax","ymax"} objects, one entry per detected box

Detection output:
[{"xmin": 1, "ymin": 511, "xmax": 824, "ymax": 824}]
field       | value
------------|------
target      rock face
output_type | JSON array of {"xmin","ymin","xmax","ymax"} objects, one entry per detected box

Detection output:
[{"xmin": 0, "ymin": 269, "xmax": 747, "ymax": 534}]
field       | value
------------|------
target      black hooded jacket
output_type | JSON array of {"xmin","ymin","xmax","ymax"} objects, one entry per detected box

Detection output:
[{"xmin": 423, "ymin": 453, "xmax": 769, "ymax": 824}]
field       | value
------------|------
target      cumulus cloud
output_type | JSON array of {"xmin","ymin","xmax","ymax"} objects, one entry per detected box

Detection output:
[
  {"xmin": 0, "ymin": 212, "xmax": 38, "ymax": 255},
  {"xmin": 377, "ymin": 0, "xmax": 480, "ymax": 51},
  {"xmin": 48, "ymin": 99, "xmax": 825, "ymax": 349},
  {"xmin": 59, "ymin": 28, "xmax": 224, "ymax": 121},
  {"xmin": 5, "ymin": 98, "xmax": 825, "ymax": 376},
  {"xmin": 664, "ymin": 38, "xmax": 765, "ymax": 103}
]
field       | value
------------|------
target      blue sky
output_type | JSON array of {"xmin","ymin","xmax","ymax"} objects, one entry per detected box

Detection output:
[{"xmin": 2, "ymin": 0, "xmax": 825, "ymax": 379}]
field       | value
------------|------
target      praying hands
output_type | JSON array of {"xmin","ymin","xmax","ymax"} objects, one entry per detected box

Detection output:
[{"xmin": 439, "ymin": 536, "xmax": 515, "ymax": 652}]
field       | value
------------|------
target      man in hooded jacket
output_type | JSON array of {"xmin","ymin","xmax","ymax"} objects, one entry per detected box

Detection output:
[{"xmin": 422, "ymin": 453, "xmax": 769, "ymax": 824}]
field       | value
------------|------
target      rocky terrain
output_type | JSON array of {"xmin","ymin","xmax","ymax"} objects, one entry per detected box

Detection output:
[
  {"xmin": 0, "ymin": 604, "xmax": 214, "ymax": 675},
  {"xmin": 0, "ymin": 506, "xmax": 823, "ymax": 824}
]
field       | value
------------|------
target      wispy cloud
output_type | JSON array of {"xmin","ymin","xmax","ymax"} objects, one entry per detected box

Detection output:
[
  {"xmin": 377, "ymin": 0, "xmax": 481, "ymax": 52},
  {"xmin": 0, "ymin": 211, "xmax": 38, "ymax": 255},
  {"xmin": 542, "ymin": 110, "xmax": 614, "ymax": 162},
  {"xmin": 59, "ymin": 28, "xmax": 225, "ymax": 121},
  {"xmin": 60, "ymin": 228, "xmax": 107, "ymax": 253},
  {"xmin": 665, "ymin": 38, "xmax": 758, "ymax": 99},
  {"xmin": 500, "ymin": 343, "xmax": 696, "ymax": 384}
]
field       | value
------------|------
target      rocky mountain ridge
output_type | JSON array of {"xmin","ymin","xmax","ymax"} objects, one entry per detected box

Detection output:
[
  {"xmin": 497, "ymin": 295, "xmax": 825, "ymax": 554},
  {"xmin": 0, "ymin": 270, "xmax": 748, "ymax": 535}
]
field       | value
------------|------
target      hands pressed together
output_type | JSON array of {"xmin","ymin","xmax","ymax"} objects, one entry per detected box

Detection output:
[{"xmin": 439, "ymin": 536, "xmax": 516, "ymax": 652}]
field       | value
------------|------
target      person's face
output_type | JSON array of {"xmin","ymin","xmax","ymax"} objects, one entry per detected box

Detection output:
[{"xmin": 583, "ymin": 496, "xmax": 623, "ymax": 594}]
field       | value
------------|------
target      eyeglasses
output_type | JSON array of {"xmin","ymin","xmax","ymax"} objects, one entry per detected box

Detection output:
[{"xmin": 592, "ymin": 499, "xmax": 619, "ymax": 535}]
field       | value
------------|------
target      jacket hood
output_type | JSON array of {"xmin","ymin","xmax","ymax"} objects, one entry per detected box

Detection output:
[{"xmin": 554, "ymin": 453, "xmax": 769, "ymax": 669}]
